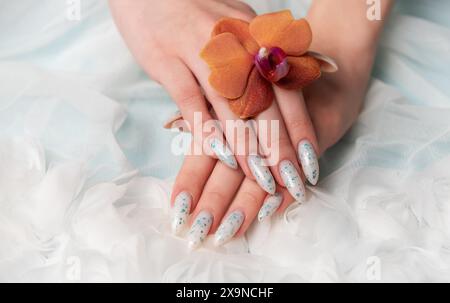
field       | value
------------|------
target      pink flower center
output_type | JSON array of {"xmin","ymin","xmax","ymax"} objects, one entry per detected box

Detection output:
[{"xmin": 254, "ymin": 47, "xmax": 290, "ymax": 82}]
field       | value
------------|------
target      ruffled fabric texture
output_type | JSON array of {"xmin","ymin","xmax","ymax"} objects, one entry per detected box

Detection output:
[{"xmin": 1, "ymin": 0, "xmax": 450, "ymax": 282}]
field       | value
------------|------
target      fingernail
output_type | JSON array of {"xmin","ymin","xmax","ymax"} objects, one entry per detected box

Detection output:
[
  {"xmin": 279, "ymin": 160, "xmax": 306, "ymax": 202},
  {"xmin": 209, "ymin": 137, "xmax": 238, "ymax": 169},
  {"xmin": 258, "ymin": 193, "xmax": 283, "ymax": 222},
  {"xmin": 214, "ymin": 210, "xmax": 244, "ymax": 246},
  {"xmin": 298, "ymin": 140, "xmax": 319, "ymax": 185},
  {"xmin": 247, "ymin": 155, "xmax": 276, "ymax": 194},
  {"xmin": 187, "ymin": 210, "xmax": 213, "ymax": 249},
  {"xmin": 171, "ymin": 191, "xmax": 192, "ymax": 235}
]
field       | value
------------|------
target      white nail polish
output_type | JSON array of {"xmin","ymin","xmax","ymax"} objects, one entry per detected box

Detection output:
[
  {"xmin": 187, "ymin": 210, "xmax": 213, "ymax": 249},
  {"xmin": 214, "ymin": 210, "xmax": 244, "ymax": 246},
  {"xmin": 298, "ymin": 140, "xmax": 319, "ymax": 185},
  {"xmin": 209, "ymin": 137, "xmax": 238, "ymax": 169},
  {"xmin": 258, "ymin": 193, "xmax": 283, "ymax": 222},
  {"xmin": 171, "ymin": 191, "xmax": 192, "ymax": 235},
  {"xmin": 279, "ymin": 160, "xmax": 306, "ymax": 202},
  {"xmin": 247, "ymin": 155, "xmax": 276, "ymax": 194}
]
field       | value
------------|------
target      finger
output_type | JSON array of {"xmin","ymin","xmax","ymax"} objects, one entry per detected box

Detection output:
[
  {"xmin": 159, "ymin": 58, "xmax": 238, "ymax": 170},
  {"xmin": 256, "ymin": 100, "xmax": 306, "ymax": 202},
  {"xmin": 187, "ymin": 162, "xmax": 244, "ymax": 249},
  {"xmin": 276, "ymin": 187, "xmax": 297, "ymax": 214},
  {"xmin": 257, "ymin": 186, "xmax": 297, "ymax": 222},
  {"xmin": 186, "ymin": 58, "xmax": 276, "ymax": 196},
  {"xmin": 214, "ymin": 178, "xmax": 266, "ymax": 246},
  {"xmin": 275, "ymin": 86, "xmax": 320, "ymax": 186},
  {"xmin": 213, "ymin": 99, "xmax": 276, "ymax": 195},
  {"xmin": 170, "ymin": 143, "xmax": 216, "ymax": 235},
  {"xmin": 223, "ymin": 0, "xmax": 257, "ymax": 19},
  {"xmin": 257, "ymin": 192, "xmax": 283, "ymax": 223},
  {"xmin": 304, "ymin": 82, "xmax": 355, "ymax": 157},
  {"xmin": 258, "ymin": 186, "xmax": 298, "ymax": 222}
]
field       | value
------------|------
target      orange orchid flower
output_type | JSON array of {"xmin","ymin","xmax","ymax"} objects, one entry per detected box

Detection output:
[{"xmin": 200, "ymin": 10, "xmax": 337, "ymax": 119}]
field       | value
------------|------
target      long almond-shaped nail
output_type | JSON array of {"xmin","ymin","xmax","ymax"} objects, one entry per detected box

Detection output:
[
  {"xmin": 214, "ymin": 210, "xmax": 244, "ymax": 246},
  {"xmin": 209, "ymin": 137, "xmax": 238, "ymax": 169},
  {"xmin": 258, "ymin": 193, "xmax": 283, "ymax": 222},
  {"xmin": 279, "ymin": 160, "xmax": 305, "ymax": 202},
  {"xmin": 298, "ymin": 140, "xmax": 319, "ymax": 185},
  {"xmin": 171, "ymin": 191, "xmax": 192, "ymax": 235},
  {"xmin": 247, "ymin": 155, "xmax": 276, "ymax": 194},
  {"xmin": 187, "ymin": 210, "xmax": 213, "ymax": 249}
]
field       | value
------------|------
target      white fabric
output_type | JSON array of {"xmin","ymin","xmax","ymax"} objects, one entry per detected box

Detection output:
[{"xmin": 1, "ymin": 0, "xmax": 450, "ymax": 282}]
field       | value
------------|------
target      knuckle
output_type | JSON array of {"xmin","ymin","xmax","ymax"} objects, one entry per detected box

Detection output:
[
  {"xmin": 177, "ymin": 169, "xmax": 203, "ymax": 190},
  {"xmin": 271, "ymin": 135, "xmax": 292, "ymax": 151},
  {"xmin": 230, "ymin": 2, "xmax": 257, "ymax": 19},
  {"xmin": 205, "ymin": 190, "xmax": 227, "ymax": 204},
  {"xmin": 287, "ymin": 118, "xmax": 312, "ymax": 137},
  {"xmin": 177, "ymin": 91, "xmax": 203, "ymax": 108},
  {"xmin": 238, "ymin": 191, "xmax": 259, "ymax": 207},
  {"xmin": 230, "ymin": 10, "xmax": 256, "ymax": 22}
]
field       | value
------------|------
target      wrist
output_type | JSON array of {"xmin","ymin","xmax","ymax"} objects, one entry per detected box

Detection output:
[{"xmin": 306, "ymin": 0, "xmax": 392, "ymax": 66}]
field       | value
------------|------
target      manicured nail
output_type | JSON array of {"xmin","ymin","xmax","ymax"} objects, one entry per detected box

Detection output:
[
  {"xmin": 171, "ymin": 191, "xmax": 192, "ymax": 235},
  {"xmin": 247, "ymin": 155, "xmax": 276, "ymax": 194},
  {"xmin": 298, "ymin": 140, "xmax": 319, "ymax": 185},
  {"xmin": 279, "ymin": 160, "xmax": 305, "ymax": 202},
  {"xmin": 187, "ymin": 210, "xmax": 213, "ymax": 249},
  {"xmin": 214, "ymin": 210, "xmax": 245, "ymax": 246},
  {"xmin": 258, "ymin": 193, "xmax": 283, "ymax": 222},
  {"xmin": 209, "ymin": 137, "xmax": 238, "ymax": 169}
]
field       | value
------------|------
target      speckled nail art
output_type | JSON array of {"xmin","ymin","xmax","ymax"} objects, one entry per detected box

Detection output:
[
  {"xmin": 279, "ymin": 160, "xmax": 305, "ymax": 202},
  {"xmin": 187, "ymin": 210, "xmax": 213, "ymax": 249},
  {"xmin": 258, "ymin": 193, "xmax": 283, "ymax": 222},
  {"xmin": 298, "ymin": 140, "xmax": 319, "ymax": 185},
  {"xmin": 247, "ymin": 155, "xmax": 276, "ymax": 194},
  {"xmin": 171, "ymin": 191, "xmax": 192, "ymax": 235},
  {"xmin": 209, "ymin": 137, "xmax": 238, "ymax": 169},
  {"xmin": 214, "ymin": 210, "xmax": 245, "ymax": 246}
]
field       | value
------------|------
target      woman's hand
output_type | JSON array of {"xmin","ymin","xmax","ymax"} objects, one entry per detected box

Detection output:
[
  {"xmin": 170, "ymin": 0, "xmax": 393, "ymax": 248},
  {"xmin": 171, "ymin": 143, "xmax": 295, "ymax": 249},
  {"xmin": 109, "ymin": 0, "xmax": 322, "ymax": 202},
  {"xmin": 305, "ymin": 0, "xmax": 393, "ymax": 154}
]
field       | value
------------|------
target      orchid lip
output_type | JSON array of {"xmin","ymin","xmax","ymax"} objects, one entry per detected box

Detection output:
[{"xmin": 254, "ymin": 47, "xmax": 290, "ymax": 82}]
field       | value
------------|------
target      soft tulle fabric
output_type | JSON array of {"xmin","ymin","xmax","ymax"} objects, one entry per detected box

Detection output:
[{"xmin": 1, "ymin": 0, "xmax": 450, "ymax": 282}]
